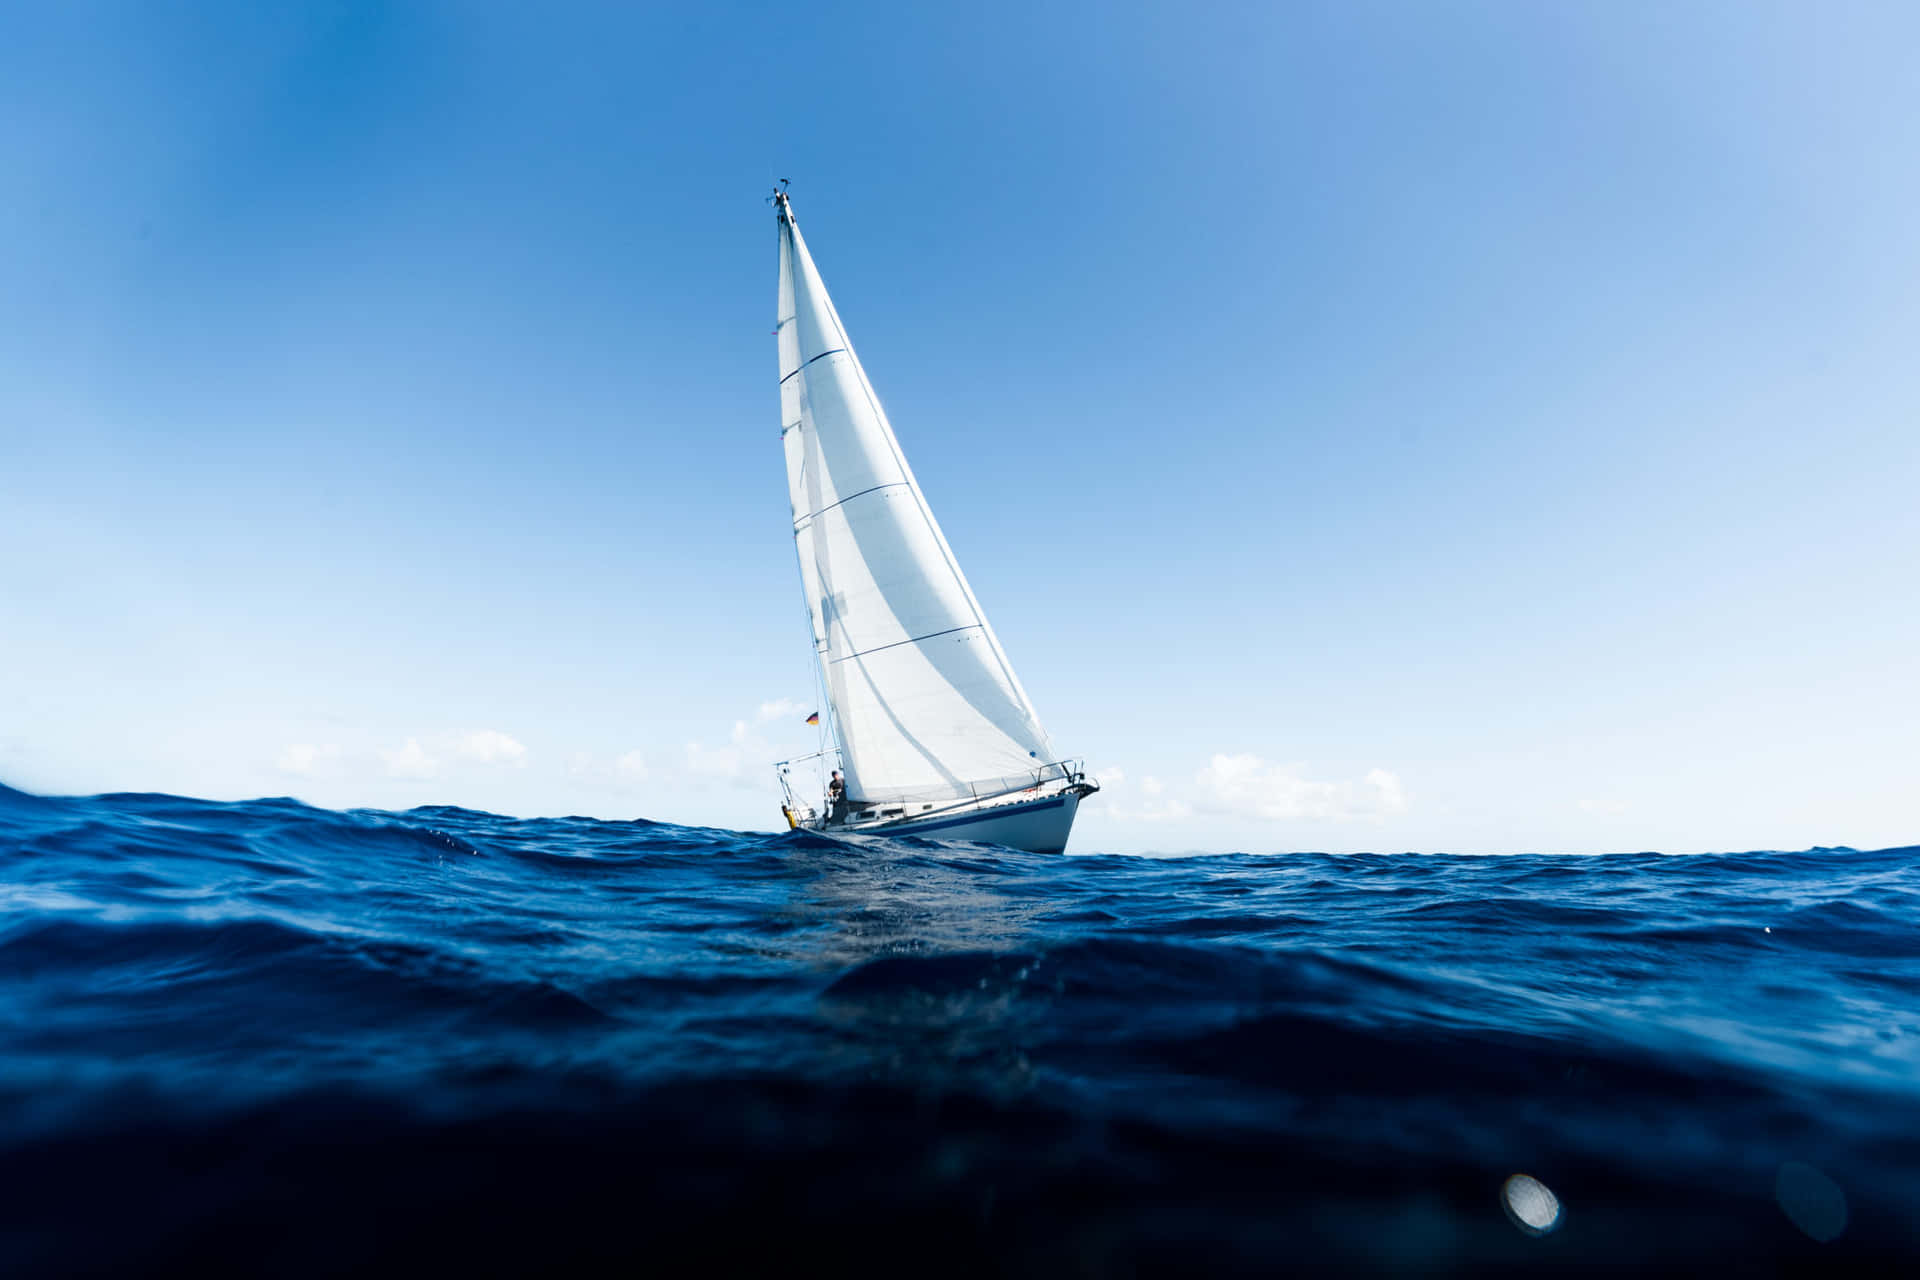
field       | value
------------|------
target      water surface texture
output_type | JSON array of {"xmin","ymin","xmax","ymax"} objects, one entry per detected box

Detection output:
[{"xmin": 2, "ymin": 783, "xmax": 1915, "ymax": 1275}]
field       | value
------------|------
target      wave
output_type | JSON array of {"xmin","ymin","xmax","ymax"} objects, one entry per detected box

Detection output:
[{"xmin": 2, "ymin": 782, "xmax": 1918, "ymax": 1272}]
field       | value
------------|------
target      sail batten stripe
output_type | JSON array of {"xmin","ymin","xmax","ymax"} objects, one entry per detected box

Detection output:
[
  {"xmin": 831, "ymin": 625, "xmax": 981, "ymax": 664},
  {"xmin": 779, "ymin": 347, "xmax": 848, "ymax": 385},
  {"xmin": 793, "ymin": 481, "xmax": 908, "ymax": 530}
]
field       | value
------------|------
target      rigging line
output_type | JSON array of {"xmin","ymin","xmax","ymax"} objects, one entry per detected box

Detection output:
[
  {"xmin": 830, "ymin": 624, "xmax": 980, "ymax": 665},
  {"xmin": 792, "ymin": 481, "xmax": 908, "ymax": 530},
  {"xmin": 779, "ymin": 347, "xmax": 847, "ymax": 386}
]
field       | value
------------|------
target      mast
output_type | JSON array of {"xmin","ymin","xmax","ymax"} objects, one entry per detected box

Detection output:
[{"xmin": 773, "ymin": 187, "xmax": 844, "ymax": 770}]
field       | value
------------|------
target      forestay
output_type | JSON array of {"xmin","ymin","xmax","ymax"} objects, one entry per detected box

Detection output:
[{"xmin": 775, "ymin": 194, "xmax": 1056, "ymax": 804}]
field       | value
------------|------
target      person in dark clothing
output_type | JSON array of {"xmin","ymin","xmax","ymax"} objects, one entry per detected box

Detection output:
[{"xmin": 827, "ymin": 770, "xmax": 848, "ymax": 824}]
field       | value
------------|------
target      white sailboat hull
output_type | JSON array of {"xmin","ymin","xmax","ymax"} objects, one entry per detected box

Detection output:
[{"xmin": 813, "ymin": 787, "xmax": 1085, "ymax": 855}]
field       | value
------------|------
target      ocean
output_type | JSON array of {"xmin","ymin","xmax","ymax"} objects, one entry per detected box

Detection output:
[{"xmin": 1, "ymin": 781, "xmax": 1915, "ymax": 1275}]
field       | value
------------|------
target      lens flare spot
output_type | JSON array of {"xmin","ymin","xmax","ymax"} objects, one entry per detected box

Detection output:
[
  {"xmin": 1775, "ymin": 1162, "xmax": 1847, "ymax": 1242},
  {"xmin": 1501, "ymin": 1174, "xmax": 1562, "ymax": 1236}
]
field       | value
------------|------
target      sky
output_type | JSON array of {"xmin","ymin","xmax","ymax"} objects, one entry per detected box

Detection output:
[{"xmin": 2, "ymin": 1, "xmax": 1915, "ymax": 854}]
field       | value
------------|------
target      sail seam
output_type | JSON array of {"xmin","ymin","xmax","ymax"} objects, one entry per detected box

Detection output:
[
  {"xmin": 830, "ymin": 625, "xmax": 980, "ymax": 664},
  {"xmin": 779, "ymin": 347, "xmax": 847, "ymax": 385},
  {"xmin": 793, "ymin": 481, "xmax": 908, "ymax": 530}
]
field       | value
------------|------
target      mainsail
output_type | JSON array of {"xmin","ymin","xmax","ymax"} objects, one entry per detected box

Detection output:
[{"xmin": 775, "ymin": 192, "xmax": 1055, "ymax": 805}]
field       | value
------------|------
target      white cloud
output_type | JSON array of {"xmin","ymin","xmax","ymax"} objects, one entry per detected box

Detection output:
[
  {"xmin": 1197, "ymin": 753, "xmax": 1341, "ymax": 818},
  {"xmin": 1142, "ymin": 796, "xmax": 1195, "ymax": 822},
  {"xmin": 1365, "ymin": 768, "xmax": 1409, "ymax": 815},
  {"xmin": 1192, "ymin": 754, "xmax": 1407, "ymax": 822},
  {"xmin": 557, "ymin": 749, "xmax": 650, "ymax": 792},
  {"xmin": 678, "ymin": 707, "xmax": 789, "ymax": 793},
  {"xmin": 586, "ymin": 703, "xmax": 799, "ymax": 800},
  {"xmin": 1086, "ymin": 767, "xmax": 1191, "ymax": 822},
  {"xmin": 455, "ymin": 729, "xmax": 527, "ymax": 766},
  {"xmin": 275, "ymin": 743, "xmax": 339, "ymax": 776},
  {"xmin": 686, "ymin": 739, "xmax": 744, "ymax": 779},
  {"xmin": 1579, "ymin": 797, "xmax": 1628, "ymax": 815},
  {"xmin": 756, "ymin": 697, "xmax": 812, "ymax": 723},
  {"xmin": 380, "ymin": 738, "xmax": 438, "ymax": 779}
]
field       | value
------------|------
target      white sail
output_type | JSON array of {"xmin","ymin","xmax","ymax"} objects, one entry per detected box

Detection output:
[{"xmin": 776, "ymin": 194, "xmax": 1056, "ymax": 805}]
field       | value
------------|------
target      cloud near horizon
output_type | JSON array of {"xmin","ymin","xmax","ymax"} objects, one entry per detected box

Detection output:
[
  {"xmin": 275, "ymin": 743, "xmax": 340, "ymax": 776},
  {"xmin": 1194, "ymin": 754, "xmax": 1407, "ymax": 821},
  {"xmin": 379, "ymin": 738, "xmax": 438, "ymax": 780},
  {"xmin": 278, "ymin": 729, "xmax": 529, "ymax": 783},
  {"xmin": 455, "ymin": 729, "xmax": 527, "ymax": 766},
  {"xmin": 680, "ymin": 707, "xmax": 801, "ymax": 793},
  {"xmin": 1093, "ymin": 755, "xmax": 1408, "ymax": 824}
]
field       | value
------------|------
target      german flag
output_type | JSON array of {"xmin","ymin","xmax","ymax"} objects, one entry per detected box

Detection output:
[{"xmin": 805, "ymin": 711, "xmax": 820, "ymax": 725}]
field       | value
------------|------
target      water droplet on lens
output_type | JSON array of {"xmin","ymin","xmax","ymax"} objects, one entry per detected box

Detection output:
[
  {"xmin": 1501, "ymin": 1174, "xmax": 1561, "ymax": 1236},
  {"xmin": 1775, "ymin": 1162, "xmax": 1847, "ymax": 1242}
]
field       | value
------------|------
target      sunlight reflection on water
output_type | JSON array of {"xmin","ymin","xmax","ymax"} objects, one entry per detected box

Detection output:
[{"xmin": 1774, "ymin": 1161, "xmax": 1847, "ymax": 1242}]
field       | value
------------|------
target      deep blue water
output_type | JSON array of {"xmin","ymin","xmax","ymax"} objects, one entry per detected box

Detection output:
[{"xmin": 2, "ymin": 781, "xmax": 1916, "ymax": 1275}]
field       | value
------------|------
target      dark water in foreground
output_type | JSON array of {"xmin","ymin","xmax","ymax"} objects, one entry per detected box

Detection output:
[{"xmin": 2, "ymin": 783, "xmax": 1916, "ymax": 1275}]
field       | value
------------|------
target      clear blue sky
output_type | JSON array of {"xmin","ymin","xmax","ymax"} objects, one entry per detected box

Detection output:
[{"xmin": 3, "ymin": 1, "xmax": 1915, "ymax": 853}]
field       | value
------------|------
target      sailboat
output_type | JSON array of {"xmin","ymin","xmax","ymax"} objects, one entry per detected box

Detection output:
[{"xmin": 769, "ymin": 187, "xmax": 1097, "ymax": 854}]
